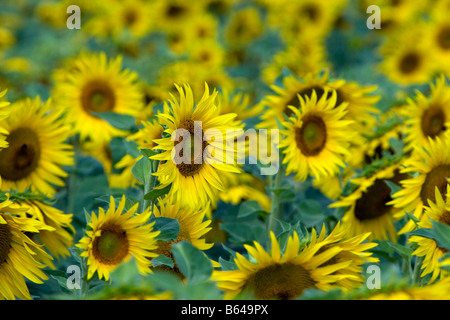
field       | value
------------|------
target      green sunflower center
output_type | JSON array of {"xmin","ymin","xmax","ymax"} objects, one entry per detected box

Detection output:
[
  {"xmin": 0, "ymin": 127, "xmax": 41, "ymax": 181},
  {"xmin": 93, "ymin": 224, "xmax": 129, "ymax": 265},
  {"xmin": 244, "ymin": 262, "xmax": 316, "ymax": 300},
  {"xmin": 437, "ymin": 26, "xmax": 450, "ymax": 50},
  {"xmin": 81, "ymin": 80, "xmax": 116, "ymax": 113},
  {"xmin": 295, "ymin": 114, "xmax": 327, "ymax": 156},
  {"xmin": 175, "ymin": 119, "xmax": 208, "ymax": 177},
  {"xmin": 420, "ymin": 165, "xmax": 450, "ymax": 205},
  {"xmin": 421, "ymin": 107, "xmax": 446, "ymax": 138},
  {"xmin": 354, "ymin": 179, "xmax": 393, "ymax": 221},
  {"xmin": 399, "ymin": 52, "xmax": 421, "ymax": 74},
  {"xmin": 0, "ymin": 223, "xmax": 11, "ymax": 266}
]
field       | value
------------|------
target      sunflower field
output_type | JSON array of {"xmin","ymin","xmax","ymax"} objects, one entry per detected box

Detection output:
[{"xmin": 0, "ymin": 0, "xmax": 449, "ymax": 303}]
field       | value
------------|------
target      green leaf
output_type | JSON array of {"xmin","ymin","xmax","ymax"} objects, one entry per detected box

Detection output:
[
  {"xmin": 122, "ymin": 138, "xmax": 141, "ymax": 158},
  {"xmin": 385, "ymin": 180, "xmax": 402, "ymax": 197},
  {"xmin": 144, "ymin": 184, "xmax": 172, "ymax": 201},
  {"xmin": 408, "ymin": 221, "xmax": 450, "ymax": 251},
  {"xmin": 151, "ymin": 255, "xmax": 174, "ymax": 268},
  {"xmin": 131, "ymin": 156, "xmax": 151, "ymax": 184},
  {"xmin": 382, "ymin": 241, "xmax": 413, "ymax": 260},
  {"xmin": 218, "ymin": 257, "xmax": 237, "ymax": 271},
  {"xmin": 237, "ymin": 200, "xmax": 265, "ymax": 218},
  {"xmin": 140, "ymin": 148, "xmax": 158, "ymax": 158},
  {"xmin": 171, "ymin": 241, "xmax": 213, "ymax": 283},
  {"xmin": 109, "ymin": 257, "xmax": 141, "ymax": 286},
  {"xmin": 92, "ymin": 111, "xmax": 136, "ymax": 131},
  {"xmin": 150, "ymin": 217, "xmax": 180, "ymax": 242}
]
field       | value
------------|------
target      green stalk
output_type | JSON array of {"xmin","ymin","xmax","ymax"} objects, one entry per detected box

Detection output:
[
  {"xmin": 412, "ymin": 255, "xmax": 424, "ymax": 286},
  {"xmin": 267, "ymin": 161, "xmax": 284, "ymax": 238}
]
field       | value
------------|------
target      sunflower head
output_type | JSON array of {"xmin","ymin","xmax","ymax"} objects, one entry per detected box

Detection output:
[{"xmin": 76, "ymin": 195, "xmax": 159, "ymax": 281}]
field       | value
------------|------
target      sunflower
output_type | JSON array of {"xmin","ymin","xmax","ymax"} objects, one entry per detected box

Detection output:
[
  {"xmin": 150, "ymin": 83, "xmax": 241, "ymax": 210},
  {"xmin": 9, "ymin": 199, "xmax": 74, "ymax": 260},
  {"xmin": 379, "ymin": 23, "xmax": 436, "ymax": 86},
  {"xmin": 408, "ymin": 185, "xmax": 450, "ymax": 283},
  {"xmin": 0, "ymin": 195, "xmax": 54, "ymax": 300},
  {"xmin": 330, "ymin": 164, "xmax": 405, "ymax": 241},
  {"xmin": 279, "ymin": 88, "xmax": 354, "ymax": 181},
  {"xmin": 212, "ymin": 223, "xmax": 377, "ymax": 300},
  {"xmin": 425, "ymin": 17, "xmax": 450, "ymax": 72},
  {"xmin": 403, "ymin": 75, "xmax": 450, "ymax": 153},
  {"xmin": 216, "ymin": 88, "xmax": 262, "ymax": 127},
  {"xmin": 363, "ymin": 277, "xmax": 450, "ymax": 300},
  {"xmin": 0, "ymin": 97, "xmax": 74, "ymax": 196},
  {"xmin": 76, "ymin": 195, "xmax": 160, "ymax": 281},
  {"xmin": 52, "ymin": 52, "xmax": 144, "ymax": 143},
  {"xmin": 152, "ymin": 196, "xmax": 213, "ymax": 275},
  {"xmin": 218, "ymin": 171, "xmax": 271, "ymax": 213},
  {"xmin": 224, "ymin": 6, "xmax": 264, "ymax": 48},
  {"xmin": 152, "ymin": 0, "xmax": 203, "ymax": 32},
  {"xmin": 388, "ymin": 136, "xmax": 450, "ymax": 234}
]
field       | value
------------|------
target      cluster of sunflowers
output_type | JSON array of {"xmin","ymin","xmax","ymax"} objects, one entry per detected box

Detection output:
[{"xmin": 0, "ymin": 0, "xmax": 450, "ymax": 301}]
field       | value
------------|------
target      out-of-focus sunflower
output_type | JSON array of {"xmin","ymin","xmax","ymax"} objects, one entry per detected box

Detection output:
[
  {"xmin": 409, "ymin": 186, "xmax": 450, "ymax": 283},
  {"xmin": 152, "ymin": 0, "xmax": 203, "ymax": 32},
  {"xmin": 388, "ymin": 137, "xmax": 450, "ymax": 234},
  {"xmin": 151, "ymin": 83, "xmax": 241, "ymax": 210},
  {"xmin": 76, "ymin": 195, "xmax": 159, "ymax": 281},
  {"xmin": 362, "ymin": 277, "xmax": 450, "ymax": 300},
  {"xmin": 403, "ymin": 75, "xmax": 450, "ymax": 153},
  {"xmin": 330, "ymin": 164, "xmax": 405, "ymax": 241},
  {"xmin": 224, "ymin": 6, "xmax": 264, "ymax": 48},
  {"xmin": 152, "ymin": 196, "xmax": 213, "ymax": 275},
  {"xmin": 216, "ymin": 88, "xmax": 262, "ymax": 127},
  {"xmin": 425, "ymin": 13, "xmax": 450, "ymax": 74},
  {"xmin": 10, "ymin": 198, "xmax": 74, "ymax": 261},
  {"xmin": 0, "ymin": 196, "xmax": 53, "ymax": 300},
  {"xmin": 379, "ymin": 24, "xmax": 436, "ymax": 86},
  {"xmin": 262, "ymin": 34, "xmax": 330, "ymax": 85},
  {"xmin": 52, "ymin": 52, "xmax": 144, "ymax": 143},
  {"xmin": 212, "ymin": 224, "xmax": 377, "ymax": 300},
  {"xmin": 0, "ymin": 97, "xmax": 73, "ymax": 196},
  {"xmin": 279, "ymin": 89, "xmax": 354, "ymax": 181}
]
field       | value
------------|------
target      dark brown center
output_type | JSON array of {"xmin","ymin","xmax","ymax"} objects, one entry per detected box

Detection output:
[
  {"xmin": 437, "ymin": 26, "xmax": 450, "ymax": 50},
  {"xmin": 81, "ymin": 80, "xmax": 116, "ymax": 113},
  {"xmin": 420, "ymin": 165, "xmax": 450, "ymax": 205},
  {"xmin": 244, "ymin": 262, "xmax": 316, "ymax": 300},
  {"xmin": 0, "ymin": 223, "xmax": 11, "ymax": 266},
  {"xmin": 399, "ymin": 52, "xmax": 421, "ymax": 74},
  {"xmin": 0, "ymin": 127, "xmax": 41, "ymax": 181},
  {"xmin": 354, "ymin": 179, "xmax": 392, "ymax": 221},
  {"xmin": 421, "ymin": 107, "xmax": 446, "ymax": 138}
]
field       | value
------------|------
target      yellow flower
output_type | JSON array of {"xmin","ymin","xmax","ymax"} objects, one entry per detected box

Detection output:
[
  {"xmin": 212, "ymin": 223, "xmax": 377, "ymax": 300},
  {"xmin": 0, "ymin": 196, "xmax": 53, "ymax": 300},
  {"xmin": 279, "ymin": 89, "xmax": 354, "ymax": 181},
  {"xmin": 0, "ymin": 97, "xmax": 74, "ymax": 196},
  {"xmin": 52, "ymin": 52, "xmax": 144, "ymax": 143},
  {"xmin": 151, "ymin": 83, "xmax": 241, "ymax": 210},
  {"xmin": 76, "ymin": 195, "xmax": 159, "ymax": 281}
]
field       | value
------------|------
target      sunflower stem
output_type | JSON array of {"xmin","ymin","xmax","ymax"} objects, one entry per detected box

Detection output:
[
  {"xmin": 412, "ymin": 255, "xmax": 424, "ymax": 286},
  {"xmin": 67, "ymin": 136, "xmax": 79, "ymax": 215},
  {"xmin": 142, "ymin": 159, "xmax": 159, "ymax": 212},
  {"xmin": 267, "ymin": 160, "xmax": 284, "ymax": 238}
]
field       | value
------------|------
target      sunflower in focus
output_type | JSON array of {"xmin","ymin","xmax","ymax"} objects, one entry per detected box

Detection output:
[
  {"xmin": 212, "ymin": 223, "xmax": 377, "ymax": 300},
  {"xmin": 76, "ymin": 195, "xmax": 160, "ymax": 281},
  {"xmin": 0, "ymin": 97, "xmax": 73, "ymax": 196},
  {"xmin": 152, "ymin": 196, "xmax": 213, "ymax": 275},
  {"xmin": 0, "ymin": 196, "xmax": 53, "ymax": 300},
  {"xmin": 151, "ymin": 83, "xmax": 241, "ymax": 210},
  {"xmin": 279, "ymin": 89, "xmax": 354, "ymax": 181},
  {"xmin": 52, "ymin": 52, "xmax": 144, "ymax": 143},
  {"xmin": 408, "ymin": 185, "xmax": 450, "ymax": 283},
  {"xmin": 388, "ymin": 137, "xmax": 450, "ymax": 234},
  {"xmin": 403, "ymin": 75, "xmax": 450, "ymax": 153},
  {"xmin": 330, "ymin": 164, "xmax": 405, "ymax": 241}
]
